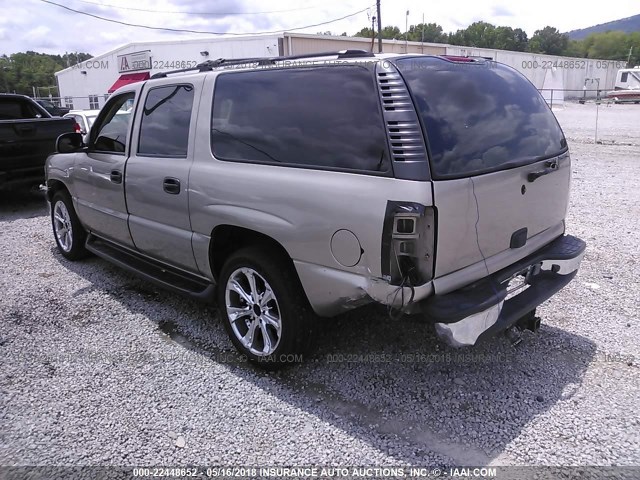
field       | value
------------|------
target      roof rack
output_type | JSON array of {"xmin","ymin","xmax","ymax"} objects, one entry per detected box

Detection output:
[{"xmin": 151, "ymin": 49, "xmax": 375, "ymax": 78}]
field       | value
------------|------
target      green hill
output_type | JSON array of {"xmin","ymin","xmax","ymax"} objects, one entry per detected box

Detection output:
[{"xmin": 567, "ymin": 14, "xmax": 640, "ymax": 40}]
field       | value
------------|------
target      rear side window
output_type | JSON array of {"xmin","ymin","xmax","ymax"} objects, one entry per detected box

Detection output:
[
  {"xmin": 138, "ymin": 84, "xmax": 194, "ymax": 157},
  {"xmin": 0, "ymin": 98, "xmax": 43, "ymax": 119},
  {"xmin": 396, "ymin": 57, "xmax": 567, "ymax": 179},
  {"xmin": 211, "ymin": 66, "xmax": 389, "ymax": 173}
]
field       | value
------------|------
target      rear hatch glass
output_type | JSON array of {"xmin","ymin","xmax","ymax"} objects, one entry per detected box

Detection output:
[{"xmin": 395, "ymin": 57, "xmax": 567, "ymax": 179}]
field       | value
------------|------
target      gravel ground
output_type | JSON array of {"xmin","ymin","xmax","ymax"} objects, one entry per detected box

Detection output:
[{"xmin": 0, "ymin": 103, "xmax": 638, "ymax": 469}]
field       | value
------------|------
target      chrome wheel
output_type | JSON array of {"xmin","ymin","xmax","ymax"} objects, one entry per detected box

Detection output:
[
  {"xmin": 224, "ymin": 267, "xmax": 282, "ymax": 356},
  {"xmin": 53, "ymin": 200, "xmax": 73, "ymax": 252}
]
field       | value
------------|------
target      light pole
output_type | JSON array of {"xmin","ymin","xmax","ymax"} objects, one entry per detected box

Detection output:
[
  {"xmin": 376, "ymin": 0, "xmax": 382, "ymax": 53},
  {"xmin": 421, "ymin": 13, "xmax": 425, "ymax": 53},
  {"xmin": 405, "ymin": 10, "xmax": 409, "ymax": 53}
]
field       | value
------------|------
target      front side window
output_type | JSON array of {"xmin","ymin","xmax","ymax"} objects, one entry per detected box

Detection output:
[
  {"xmin": 92, "ymin": 92, "xmax": 135, "ymax": 153},
  {"xmin": 138, "ymin": 84, "xmax": 194, "ymax": 157},
  {"xmin": 211, "ymin": 66, "xmax": 389, "ymax": 173},
  {"xmin": 396, "ymin": 57, "xmax": 567, "ymax": 179}
]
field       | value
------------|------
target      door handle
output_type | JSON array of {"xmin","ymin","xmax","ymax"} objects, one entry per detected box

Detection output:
[
  {"xmin": 527, "ymin": 160, "xmax": 559, "ymax": 183},
  {"xmin": 163, "ymin": 177, "xmax": 181, "ymax": 194},
  {"xmin": 15, "ymin": 124, "xmax": 35, "ymax": 134},
  {"xmin": 110, "ymin": 170, "xmax": 123, "ymax": 184}
]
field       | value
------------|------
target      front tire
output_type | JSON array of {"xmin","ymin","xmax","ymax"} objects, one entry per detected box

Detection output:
[
  {"xmin": 217, "ymin": 247, "xmax": 315, "ymax": 368},
  {"xmin": 51, "ymin": 190, "xmax": 88, "ymax": 260}
]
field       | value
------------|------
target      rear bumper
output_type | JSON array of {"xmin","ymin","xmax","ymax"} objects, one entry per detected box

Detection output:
[
  {"xmin": 420, "ymin": 234, "xmax": 586, "ymax": 347},
  {"xmin": 0, "ymin": 167, "xmax": 45, "ymax": 191}
]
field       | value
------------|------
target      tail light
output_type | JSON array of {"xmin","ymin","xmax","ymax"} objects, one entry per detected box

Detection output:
[
  {"xmin": 73, "ymin": 122, "xmax": 82, "ymax": 133},
  {"xmin": 381, "ymin": 202, "xmax": 435, "ymax": 286}
]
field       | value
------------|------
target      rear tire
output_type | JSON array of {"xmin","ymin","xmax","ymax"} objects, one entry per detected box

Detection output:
[
  {"xmin": 51, "ymin": 190, "xmax": 88, "ymax": 260},
  {"xmin": 216, "ymin": 247, "xmax": 315, "ymax": 369}
]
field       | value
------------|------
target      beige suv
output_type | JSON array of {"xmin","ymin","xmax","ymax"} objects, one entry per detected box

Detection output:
[{"xmin": 45, "ymin": 51, "xmax": 585, "ymax": 367}]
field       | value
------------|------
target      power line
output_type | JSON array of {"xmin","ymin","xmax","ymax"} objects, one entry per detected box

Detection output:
[
  {"xmin": 71, "ymin": 0, "xmax": 339, "ymax": 16},
  {"xmin": 38, "ymin": 0, "xmax": 372, "ymax": 35}
]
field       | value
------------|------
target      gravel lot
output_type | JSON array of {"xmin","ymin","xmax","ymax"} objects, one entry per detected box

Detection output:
[{"xmin": 1, "ymin": 103, "xmax": 638, "ymax": 469}]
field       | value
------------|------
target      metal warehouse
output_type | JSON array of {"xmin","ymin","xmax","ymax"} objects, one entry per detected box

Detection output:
[{"xmin": 55, "ymin": 32, "xmax": 626, "ymax": 110}]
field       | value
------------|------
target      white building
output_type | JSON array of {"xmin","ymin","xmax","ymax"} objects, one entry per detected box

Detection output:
[{"xmin": 55, "ymin": 32, "xmax": 626, "ymax": 110}]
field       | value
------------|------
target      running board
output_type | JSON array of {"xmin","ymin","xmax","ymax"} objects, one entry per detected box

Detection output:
[{"xmin": 85, "ymin": 234, "xmax": 215, "ymax": 303}]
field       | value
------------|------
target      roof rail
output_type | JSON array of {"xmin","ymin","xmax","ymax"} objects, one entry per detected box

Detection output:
[{"xmin": 151, "ymin": 49, "xmax": 375, "ymax": 78}]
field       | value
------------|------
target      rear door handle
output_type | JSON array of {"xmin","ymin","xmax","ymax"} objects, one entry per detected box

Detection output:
[
  {"xmin": 14, "ymin": 124, "xmax": 35, "ymax": 135},
  {"xmin": 110, "ymin": 170, "xmax": 122, "ymax": 184},
  {"xmin": 163, "ymin": 177, "xmax": 181, "ymax": 194}
]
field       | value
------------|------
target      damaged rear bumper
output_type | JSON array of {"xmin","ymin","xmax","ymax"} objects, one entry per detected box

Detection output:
[{"xmin": 421, "ymin": 234, "xmax": 586, "ymax": 347}]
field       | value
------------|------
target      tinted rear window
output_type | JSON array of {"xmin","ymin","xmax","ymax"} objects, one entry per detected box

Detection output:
[
  {"xmin": 396, "ymin": 57, "xmax": 567, "ymax": 179},
  {"xmin": 211, "ymin": 66, "xmax": 389, "ymax": 173}
]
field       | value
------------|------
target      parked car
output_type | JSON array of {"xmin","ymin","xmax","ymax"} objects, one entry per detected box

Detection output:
[
  {"xmin": 44, "ymin": 51, "xmax": 586, "ymax": 367},
  {"xmin": 0, "ymin": 93, "xmax": 75, "ymax": 190},
  {"xmin": 63, "ymin": 109, "xmax": 101, "ymax": 134},
  {"xmin": 35, "ymin": 99, "xmax": 70, "ymax": 117}
]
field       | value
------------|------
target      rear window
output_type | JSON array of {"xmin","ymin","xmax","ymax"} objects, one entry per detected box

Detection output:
[{"xmin": 396, "ymin": 57, "xmax": 567, "ymax": 179}]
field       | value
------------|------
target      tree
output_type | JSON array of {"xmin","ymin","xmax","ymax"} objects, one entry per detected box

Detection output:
[
  {"xmin": 462, "ymin": 21, "xmax": 497, "ymax": 48},
  {"xmin": 354, "ymin": 25, "xmax": 402, "ymax": 40},
  {"xmin": 0, "ymin": 51, "xmax": 92, "ymax": 95},
  {"xmin": 354, "ymin": 27, "xmax": 375, "ymax": 38},
  {"xmin": 529, "ymin": 26, "xmax": 569, "ymax": 55},
  {"xmin": 563, "ymin": 39, "xmax": 588, "ymax": 58},
  {"xmin": 447, "ymin": 22, "xmax": 508, "ymax": 49},
  {"xmin": 406, "ymin": 23, "xmax": 447, "ymax": 43},
  {"xmin": 494, "ymin": 26, "xmax": 528, "ymax": 51},
  {"xmin": 381, "ymin": 26, "xmax": 402, "ymax": 40},
  {"xmin": 586, "ymin": 31, "xmax": 638, "ymax": 63}
]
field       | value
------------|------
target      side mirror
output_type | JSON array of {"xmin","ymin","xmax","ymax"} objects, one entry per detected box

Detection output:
[{"xmin": 56, "ymin": 132, "xmax": 85, "ymax": 153}]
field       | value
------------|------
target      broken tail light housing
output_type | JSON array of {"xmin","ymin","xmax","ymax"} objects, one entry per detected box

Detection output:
[{"xmin": 381, "ymin": 202, "xmax": 435, "ymax": 286}]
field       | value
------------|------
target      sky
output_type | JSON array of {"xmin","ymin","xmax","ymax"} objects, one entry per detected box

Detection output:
[{"xmin": 0, "ymin": 0, "xmax": 638, "ymax": 56}]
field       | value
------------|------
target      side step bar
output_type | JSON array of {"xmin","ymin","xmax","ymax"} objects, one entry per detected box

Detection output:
[{"xmin": 85, "ymin": 234, "xmax": 216, "ymax": 303}]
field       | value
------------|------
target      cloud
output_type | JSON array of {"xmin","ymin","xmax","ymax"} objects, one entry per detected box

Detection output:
[
  {"xmin": 2, "ymin": 0, "xmax": 639, "ymax": 56},
  {"xmin": 23, "ymin": 25, "xmax": 52, "ymax": 40},
  {"xmin": 491, "ymin": 5, "xmax": 514, "ymax": 17}
]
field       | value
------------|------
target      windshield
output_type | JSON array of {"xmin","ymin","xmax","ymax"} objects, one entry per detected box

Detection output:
[{"xmin": 396, "ymin": 57, "xmax": 567, "ymax": 179}]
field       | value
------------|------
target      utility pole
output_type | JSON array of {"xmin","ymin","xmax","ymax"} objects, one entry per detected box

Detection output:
[
  {"xmin": 376, "ymin": 0, "xmax": 382, "ymax": 53},
  {"xmin": 627, "ymin": 46, "xmax": 633, "ymax": 66}
]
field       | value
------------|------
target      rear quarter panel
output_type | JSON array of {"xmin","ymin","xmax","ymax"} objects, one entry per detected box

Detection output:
[{"xmin": 189, "ymin": 73, "xmax": 434, "ymax": 287}]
